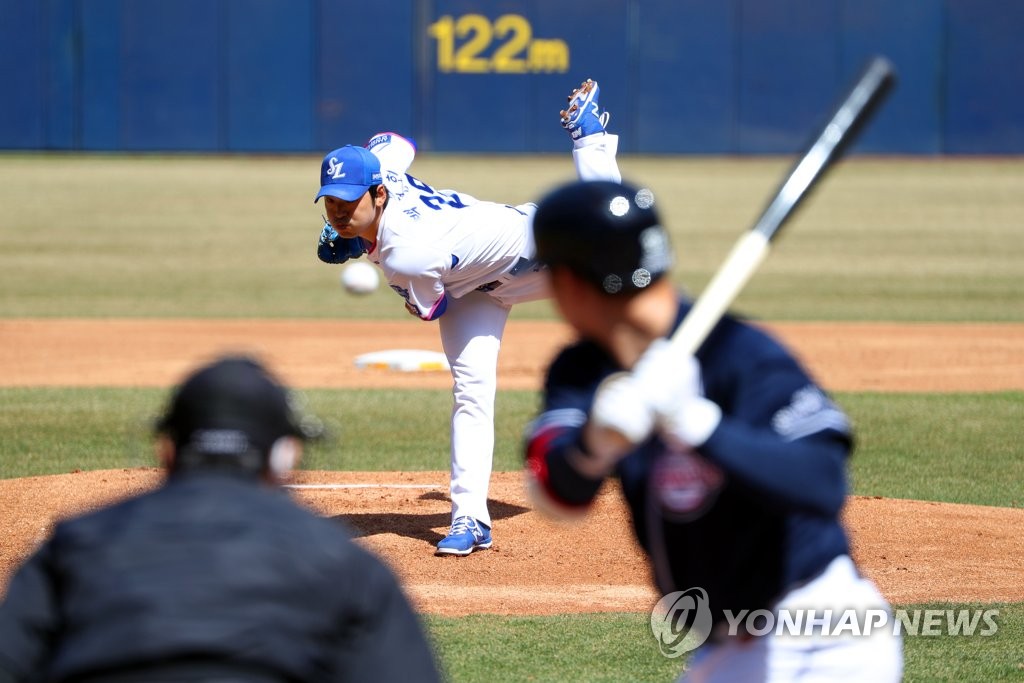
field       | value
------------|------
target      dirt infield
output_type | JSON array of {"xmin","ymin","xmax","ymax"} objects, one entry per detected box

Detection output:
[
  {"xmin": 3, "ymin": 319, "xmax": 1023, "ymax": 392},
  {"xmin": 1, "ymin": 319, "xmax": 1023, "ymax": 614}
]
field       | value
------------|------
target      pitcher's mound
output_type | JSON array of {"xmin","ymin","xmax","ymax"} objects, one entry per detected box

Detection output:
[{"xmin": 2, "ymin": 469, "xmax": 1022, "ymax": 615}]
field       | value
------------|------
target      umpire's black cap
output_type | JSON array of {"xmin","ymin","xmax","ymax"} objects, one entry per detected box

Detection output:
[
  {"xmin": 532, "ymin": 179, "xmax": 674, "ymax": 294},
  {"xmin": 156, "ymin": 356, "xmax": 319, "ymax": 475}
]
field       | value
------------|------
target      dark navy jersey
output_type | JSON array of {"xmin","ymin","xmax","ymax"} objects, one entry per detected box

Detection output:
[{"xmin": 525, "ymin": 300, "xmax": 853, "ymax": 626}]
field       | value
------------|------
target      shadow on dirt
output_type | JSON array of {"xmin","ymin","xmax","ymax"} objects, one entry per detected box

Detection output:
[{"xmin": 330, "ymin": 491, "xmax": 531, "ymax": 544}]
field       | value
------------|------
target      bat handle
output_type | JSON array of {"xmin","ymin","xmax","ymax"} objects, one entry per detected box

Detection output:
[{"xmin": 670, "ymin": 231, "xmax": 771, "ymax": 356}]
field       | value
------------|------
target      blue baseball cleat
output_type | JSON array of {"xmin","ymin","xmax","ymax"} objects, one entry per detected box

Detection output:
[
  {"xmin": 435, "ymin": 516, "xmax": 492, "ymax": 556},
  {"xmin": 560, "ymin": 79, "xmax": 610, "ymax": 140}
]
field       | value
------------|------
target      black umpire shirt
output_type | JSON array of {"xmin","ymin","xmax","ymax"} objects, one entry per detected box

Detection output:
[{"xmin": 0, "ymin": 471, "xmax": 441, "ymax": 683}]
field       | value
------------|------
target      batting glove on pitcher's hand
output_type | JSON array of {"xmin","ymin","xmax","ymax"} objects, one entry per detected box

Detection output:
[
  {"xmin": 632, "ymin": 339, "xmax": 722, "ymax": 448},
  {"xmin": 317, "ymin": 222, "xmax": 369, "ymax": 264}
]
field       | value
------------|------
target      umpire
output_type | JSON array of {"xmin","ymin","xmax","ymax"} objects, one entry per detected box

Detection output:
[{"xmin": 0, "ymin": 356, "xmax": 442, "ymax": 683}]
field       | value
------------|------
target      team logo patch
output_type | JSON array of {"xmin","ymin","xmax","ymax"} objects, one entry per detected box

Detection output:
[
  {"xmin": 602, "ymin": 274, "xmax": 623, "ymax": 294},
  {"xmin": 326, "ymin": 157, "xmax": 345, "ymax": 179},
  {"xmin": 651, "ymin": 449, "xmax": 724, "ymax": 520},
  {"xmin": 631, "ymin": 268, "xmax": 652, "ymax": 288},
  {"xmin": 771, "ymin": 385, "xmax": 850, "ymax": 441}
]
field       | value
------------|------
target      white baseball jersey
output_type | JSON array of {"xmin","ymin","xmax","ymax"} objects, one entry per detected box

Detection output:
[
  {"xmin": 366, "ymin": 132, "xmax": 619, "ymax": 318},
  {"xmin": 367, "ymin": 176, "xmax": 542, "ymax": 315}
]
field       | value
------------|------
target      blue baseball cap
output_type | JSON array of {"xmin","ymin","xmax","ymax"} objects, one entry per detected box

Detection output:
[{"xmin": 315, "ymin": 145, "xmax": 383, "ymax": 202}]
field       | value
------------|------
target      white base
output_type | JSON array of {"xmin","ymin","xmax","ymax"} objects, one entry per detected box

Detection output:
[{"xmin": 354, "ymin": 349, "xmax": 451, "ymax": 373}]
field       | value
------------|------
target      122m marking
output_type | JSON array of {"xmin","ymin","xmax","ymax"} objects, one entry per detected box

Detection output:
[{"xmin": 428, "ymin": 14, "xmax": 569, "ymax": 74}]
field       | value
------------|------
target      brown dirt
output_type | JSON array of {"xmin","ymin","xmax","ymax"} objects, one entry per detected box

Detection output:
[
  {"xmin": 3, "ymin": 319, "xmax": 1022, "ymax": 392},
  {"xmin": 1, "ymin": 319, "xmax": 1022, "ymax": 615}
]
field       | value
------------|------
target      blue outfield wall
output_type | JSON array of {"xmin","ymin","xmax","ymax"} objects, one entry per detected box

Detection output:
[{"xmin": 1, "ymin": 0, "xmax": 1022, "ymax": 153}]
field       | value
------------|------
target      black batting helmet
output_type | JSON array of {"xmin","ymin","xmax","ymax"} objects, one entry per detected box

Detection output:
[
  {"xmin": 156, "ymin": 356, "xmax": 318, "ymax": 477},
  {"xmin": 532, "ymin": 179, "xmax": 673, "ymax": 294}
]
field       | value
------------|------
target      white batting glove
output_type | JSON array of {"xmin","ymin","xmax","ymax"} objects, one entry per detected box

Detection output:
[
  {"xmin": 591, "ymin": 371, "xmax": 657, "ymax": 444},
  {"xmin": 578, "ymin": 372, "xmax": 657, "ymax": 477},
  {"xmin": 631, "ymin": 339, "xmax": 722, "ymax": 448}
]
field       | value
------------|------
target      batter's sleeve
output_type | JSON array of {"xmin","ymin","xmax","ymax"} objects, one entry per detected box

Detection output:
[
  {"xmin": 572, "ymin": 133, "xmax": 621, "ymax": 182},
  {"xmin": 698, "ymin": 345, "xmax": 852, "ymax": 515},
  {"xmin": 524, "ymin": 347, "xmax": 612, "ymax": 516}
]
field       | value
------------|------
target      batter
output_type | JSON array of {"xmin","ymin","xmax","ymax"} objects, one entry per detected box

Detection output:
[{"xmin": 524, "ymin": 179, "xmax": 903, "ymax": 680}]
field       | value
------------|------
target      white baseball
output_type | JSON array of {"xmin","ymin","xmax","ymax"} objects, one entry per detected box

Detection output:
[{"xmin": 340, "ymin": 261, "xmax": 379, "ymax": 295}]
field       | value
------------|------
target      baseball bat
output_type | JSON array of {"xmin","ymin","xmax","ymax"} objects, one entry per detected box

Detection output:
[{"xmin": 670, "ymin": 56, "xmax": 896, "ymax": 356}]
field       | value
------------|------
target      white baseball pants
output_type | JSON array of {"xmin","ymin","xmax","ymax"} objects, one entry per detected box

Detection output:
[
  {"xmin": 440, "ymin": 133, "xmax": 621, "ymax": 528},
  {"xmin": 680, "ymin": 555, "xmax": 904, "ymax": 683}
]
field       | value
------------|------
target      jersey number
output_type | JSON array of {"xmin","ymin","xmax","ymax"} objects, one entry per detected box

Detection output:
[{"xmin": 407, "ymin": 175, "xmax": 467, "ymax": 211}]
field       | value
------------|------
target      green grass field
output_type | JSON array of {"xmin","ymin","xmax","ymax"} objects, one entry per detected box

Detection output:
[
  {"xmin": 2, "ymin": 155, "xmax": 1022, "ymax": 681},
  {"xmin": 2, "ymin": 387, "xmax": 1023, "ymax": 510},
  {"xmin": 1, "ymin": 155, "xmax": 1022, "ymax": 321}
]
